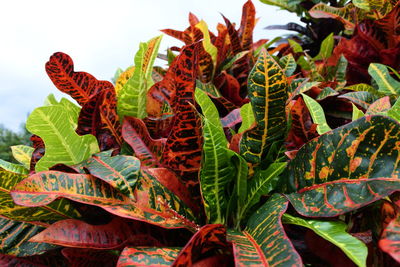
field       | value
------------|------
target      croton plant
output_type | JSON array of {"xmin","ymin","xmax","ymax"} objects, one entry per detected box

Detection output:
[{"xmin": 1, "ymin": 0, "xmax": 400, "ymax": 266}]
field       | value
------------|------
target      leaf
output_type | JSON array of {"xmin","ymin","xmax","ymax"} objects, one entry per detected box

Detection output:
[
  {"xmin": 44, "ymin": 95, "xmax": 81, "ymax": 130},
  {"xmin": 0, "ymin": 159, "xmax": 28, "ymax": 175},
  {"xmin": 72, "ymin": 151, "xmax": 140, "ymax": 200},
  {"xmin": 45, "ymin": 52, "xmax": 114, "ymax": 106},
  {"xmin": 288, "ymin": 39, "xmax": 303, "ymax": 53},
  {"xmin": 0, "ymin": 215, "xmax": 57, "ymax": 257},
  {"xmin": 115, "ymin": 66, "xmax": 135, "ymax": 95},
  {"xmin": 195, "ymin": 20, "xmax": 218, "ymax": 77},
  {"xmin": 26, "ymin": 105, "xmax": 99, "ymax": 172},
  {"xmin": 11, "ymin": 145, "xmax": 34, "ymax": 169},
  {"xmin": 339, "ymin": 91, "xmax": 379, "ymax": 110},
  {"xmin": 122, "ymin": 117, "xmax": 166, "ymax": 167},
  {"xmin": 240, "ymin": 49, "xmax": 288, "ymax": 164},
  {"xmin": 301, "ymin": 93, "xmax": 331, "ymax": 134},
  {"xmin": 11, "ymin": 171, "xmax": 198, "ymax": 230},
  {"xmin": 117, "ymin": 35, "xmax": 162, "ymax": 119},
  {"xmin": 388, "ymin": 97, "xmax": 400, "ymax": 122},
  {"xmin": 365, "ymin": 96, "xmax": 391, "ymax": 115},
  {"xmin": 227, "ymin": 194, "xmax": 302, "ymax": 266},
  {"xmin": 77, "ymin": 88, "xmax": 122, "ymax": 151},
  {"xmin": 0, "ymin": 168, "xmax": 80, "ymax": 221},
  {"xmin": 172, "ymin": 224, "xmax": 229, "ymax": 267},
  {"xmin": 280, "ymin": 54, "xmax": 297, "ymax": 77},
  {"xmin": 314, "ymin": 33, "xmax": 334, "ymax": 61},
  {"xmin": 335, "ymin": 55, "xmax": 348, "ymax": 84},
  {"xmin": 283, "ymin": 115, "xmax": 400, "ymax": 217},
  {"xmin": 220, "ymin": 51, "xmax": 249, "ymax": 72},
  {"xmin": 195, "ymin": 89, "xmax": 234, "ymax": 224},
  {"xmin": 352, "ymin": 103, "xmax": 365, "ymax": 121},
  {"xmin": 316, "ymin": 87, "xmax": 339, "ymax": 100},
  {"xmin": 236, "ymin": 163, "xmax": 287, "ymax": 224},
  {"xmin": 238, "ymin": 103, "xmax": 255, "ymax": 133},
  {"xmin": 379, "ymin": 215, "xmax": 400, "ymax": 263},
  {"xmin": 30, "ymin": 218, "xmax": 134, "ymax": 249},
  {"xmin": 259, "ymin": 0, "xmax": 303, "ymax": 14},
  {"xmin": 282, "ymin": 214, "xmax": 368, "ymax": 267},
  {"xmin": 238, "ymin": 0, "xmax": 256, "ymax": 50},
  {"xmin": 368, "ymin": 63, "xmax": 400, "ymax": 95},
  {"xmin": 118, "ymin": 247, "xmax": 180, "ymax": 266},
  {"xmin": 61, "ymin": 248, "xmax": 119, "ymax": 267},
  {"xmin": 221, "ymin": 108, "xmax": 241, "ymax": 128}
]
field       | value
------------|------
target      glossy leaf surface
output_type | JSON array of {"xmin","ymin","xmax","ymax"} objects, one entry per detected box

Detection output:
[
  {"xmin": 368, "ymin": 63, "xmax": 400, "ymax": 95},
  {"xmin": 301, "ymin": 93, "xmax": 331, "ymax": 135},
  {"xmin": 11, "ymin": 145, "xmax": 34, "ymax": 169},
  {"xmin": 0, "ymin": 159, "xmax": 28, "ymax": 175},
  {"xmin": 118, "ymin": 247, "xmax": 180, "ymax": 267},
  {"xmin": 228, "ymin": 194, "xmax": 302, "ymax": 267},
  {"xmin": 240, "ymin": 49, "xmax": 288, "ymax": 164}
]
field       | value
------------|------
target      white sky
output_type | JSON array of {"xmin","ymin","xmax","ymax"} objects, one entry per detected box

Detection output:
[{"xmin": 0, "ymin": 0, "xmax": 298, "ymax": 132}]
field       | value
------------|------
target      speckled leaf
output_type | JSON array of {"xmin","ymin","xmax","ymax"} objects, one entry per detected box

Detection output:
[
  {"xmin": 344, "ymin": 83, "xmax": 379, "ymax": 94},
  {"xmin": 172, "ymin": 224, "xmax": 229, "ymax": 267},
  {"xmin": 26, "ymin": 105, "xmax": 99, "ymax": 172},
  {"xmin": 72, "ymin": 151, "xmax": 140, "ymax": 200},
  {"xmin": 0, "ymin": 168, "xmax": 80, "ymax": 222},
  {"xmin": 240, "ymin": 49, "xmax": 288, "ymax": 164},
  {"xmin": 366, "ymin": 96, "xmax": 391, "ymax": 115},
  {"xmin": 238, "ymin": 0, "xmax": 256, "ymax": 51},
  {"xmin": 195, "ymin": 20, "xmax": 217, "ymax": 77},
  {"xmin": 227, "ymin": 194, "xmax": 302, "ymax": 267},
  {"xmin": 0, "ymin": 159, "xmax": 28, "ymax": 175},
  {"xmin": 45, "ymin": 52, "xmax": 114, "ymax": 106},
  {"xmin": 221, "ymin": 108, "xmax": 241, "ymax": 128},
  {"xmin": 122, "ymin": 117, "xmax": 165, "ymax": 167},
  {"xmin": 10, "ymin": 145, "xmax": 34, "ymax": 170},
  {"xmin": 339, "ymin": 91, "xmax": 379, "ymax": 110},
  {"xmin": 279, "ymin": 54, "xmax": 297, "ymax": 77},
  {"xmin": 11, "ymin": 171, "xmax": 198, "ymax": 230},
  {"xmin": 117, "ymin": 36, "xmax": 162, "ymax": 119},
  {"xmin": 118, "ymin": 247, "xmax": 180, "ymax": 267},
  {"xmin": 0, "ymin": 215, "xmax": 57, "ymax": 257},
  {"xmin": 316, "ymin": 87, "xmax": 339, "ymax": 101},
  {"xmin": 283, "ymin": 214, "xmax": 368, "ymax": 267},
  {"xmin": 284, "ymin": 115, "xmax": 400, "ymax": 217},
  {"xmin": 369, "ymin": 63, "xmax": 400, "ymax": 95},
  {"xmin": 379, "ymin": 215, "xmax": 400, "ymax": 263},
  {"xmin": 388, "ymin": 97, "xmax": 400, "ymax": 122},
  {"xmin": 301, "ymin": 93, "xmax": 331, "ymax": 135}
]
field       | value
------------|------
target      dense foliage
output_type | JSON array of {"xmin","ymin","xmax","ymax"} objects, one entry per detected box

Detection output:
[{"xmin": 1, "ymin": 0, "xmax": 400, "ymax": 266}]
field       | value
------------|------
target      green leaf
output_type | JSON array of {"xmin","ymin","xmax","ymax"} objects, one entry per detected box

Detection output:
[
  {"xmin": 0, "ymin": 168, "xmax": 80, "ymax": 221},
  {"xmin": 368, "ymin": 63, "xmax": 400, "ymax": 95},
  {"xmin": 0, "ymin": 216, "xmax": 58, "ymax": 256},
  {"xmin": 220, "ymin": 51, "xmax": 249, "ymax": 72},
  {"xmin": 283, "ymin": 214, "xmax": 368, "ymax": 267},
  {"xmin": 117, "ymin": 247, "xmax": 180, "ymax": 266},
  {"xmin": 352, "ymin": 103, "xmax": 365, "ymax": 121},
  {"xmin": 316, "ymin": 87, "xmax": 339, "ymax": 101},
  {"xmin": 283, "ymin": 115, "xmax": 400, "ymax": 217},
  {"xmin": 288, "ymin": 39, "xmax": 303, "ymax": 53},
  {"xmin": 259, "ymin": 0, "xmax": 303, "ymax": 14},
  {"xmin": 335, "ymin": 55, "xmax": 348, "ymax": 85},
  {"xmin": 117, "ymin": 35, "xmax": 162, "ymax": 119},
  {"xmin": 196, "ymin": 20, "xmax": 218, "ymax": 76},
  {"xmin": 238, "ymin": 102, "xmax": 255, "ymax": 133},
  {"xmin": 44, "ymin": 95, "xmax": 81, "ymax": 129},
  {"xmin": 388, "ymin": 97, "xmax": 400, "ymax": 122},
  {"xmin": 301, "ymin": 93, "xmax": 331, "ymax": 134},
  {"xmin": 339, "ymin": 91, "xmax": 379, "ymax": 110},
  {"xmin": 227, "ymin": 194, "xmax": 302, "ymax": 266},
  {"xmin": 0, "ymin": 159, "xmax": 28, "ymax": 175},
  {"xmin": 195, "ymin": 89, "xmax": 234, "ymax": 224},
  {"xmin": 314, "ymin": 33, "xmax": 334, "ymax": 61},
  {"xmin": 344, "ymin": 83, "xmax": 380, "ymax": 95},
  {"xmin": 280, "ymin": 54, "xmax": 297, "ymax": 77},
  {"xmin": 240, "ymin": 49, "xmax": 288, "ymax": 164},
  {"xmin": 10, "ymin": 145, "xmax": 33, "ymax": 169},
  {"xmin": 236, "ymin": 163, "xmax": 286, "ymax": 225},
  {"xmin": 26, "ymin": 105, "xmax": 99, "ymax": 172}
]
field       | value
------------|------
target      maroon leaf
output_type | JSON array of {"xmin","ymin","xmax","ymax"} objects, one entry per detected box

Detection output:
[
  {"xmin": 172, "ymin": 224, "xmax": 229, "ymax": 267},
  {"xmin": 45, "ymin": 52, "xmax": 114, "ymax": 106},
  {"xmin": 77, "ymin": 88, "xmax": 122, "ymax": 151},
  {"xmin": 62, "ymin": 248, "xmax": 119, "ymax": 267},
  {"xmin": 214, "ymin": 71, "xmax": 246, "ymax": 106}
]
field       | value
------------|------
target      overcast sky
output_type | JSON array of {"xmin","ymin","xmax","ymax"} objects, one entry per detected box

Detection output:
[{"xmin": 0, "ymin": 0, "xmax": 298, "ymax": 132}]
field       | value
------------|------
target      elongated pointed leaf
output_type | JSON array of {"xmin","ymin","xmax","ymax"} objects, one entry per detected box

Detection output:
[
  {"xmin": 352, "ymin": 103, "xmax": 365, "ymax": 121},
  {"xmin": 118, "ymin": 247, "xmax": 180, "ymax": 267},
  {"xmin": 238, "ymin": 0, "xmax": 255, "ymax": 50},
  {"xmin": 280, "ymin": 54, "xmax": 297, "ymax": 77},
  {"xmin": 366, "ymin": 96, "xmax": 391, "ymax": 115},
  {"xmin": 117, "ymin": 36, "xmax": 162, "ymax": 119},
  {"xmin": 316, "ymin": 87, "xmax": 339, "ymax": 100},
  {"xmin": 0, "ymin": 168, "xmax": 80, "ymax": 221},
  {"xmin": 72, "ymin": 151, "xmax": 140, "ymax": 200},
  {"xmin": 284, "ymin": 115, "xmax": 400, "ymax": 217},
  {"xmin": 228, "ymin": 194, "xmax": 302, "ymax": 267},
  {"xmin": 30, "ymin": 218, "xmax": 134, "ymax": 249},
  {"xmin": 301, "ymin": 93, "xmax": 331, "ymax": 134},
  {"xmin": 196, "ymin": 20, "xmax": 217, "ymax": 76},
  {"xmin": 283, "ymin": 214, "xmax": 368, "ymax": 267},
  {"xmin": 240, "ymin": 49, "xmax": 288, "ymax": 164},
  {"xmin": 388, "ymin": 97, "xmax": 400, "ymax": 122},
  {"xmin": 368, "ymin": 63, "xmax": 400, "ymax": 95},
  {"xmin": 238, "ymin": 102, "xmax": 255, "ymax": 133},
  {"xmin": 77, "ymin": 88, "xmax": 122, "ymax": 151},
  {"xmin": 11, "ymin": 145, "xmax": 34, "ymax": 170},
  {"xmin": 11, "ymin": 171, "xmax": 197, "ymax": 230},
  {"xmin": 122, "ymin": 117, "xmax": 165, "ymax": 167},
  {"xmin": 314, "ymin": 33, "xmax": 334, "ymax": 61},
  {"xmin": 379, "ymin": 216, "xmax": 400, "ymax": 263},
  {"xmin": 26, "ymin": 105, "xmax": 99, "ymax": 172},
  {"xmin": 339, "ymin": 91, "xmax": 379, "ymax": 110},
  {"xmin": 172, "ymin": 224, "xmax": 228, "ymax": 267},
  {"xmin": 0, "ymin": 215, "xmax": 57, "ymax": 257},
  {"xmin": 0, "ymin": 159, "xmax": 28, "ymax": 175},
  {"xmin": 221, "ymin": 108, "xmax": 241, "ymax": 128},
  {"xmin": 46, "ymin": 52, "xmax": 114, "ymax": 105}
]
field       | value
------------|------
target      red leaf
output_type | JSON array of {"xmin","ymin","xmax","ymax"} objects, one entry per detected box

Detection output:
[
  {"xmin": 0, "ymin": 254, "xmax": 46, "ymax": 267},
  {"xmin": 189, "ymin": 12, "xmax": 200, "ymax": 27},
  {"xmin": 29, "ymin": 135, "xmax": 45, "ymax": 173},
  {"xmin": 379, "ymin": 215, "xmax": 400, "ymax": 263},
  {"xmin": 238, "ymin": 0, "xmax": 256, "ymax": 51},
  {"xmin": 366, "ymin": 96, "xmax": 392, "ymax": 115},
  {"xmin": 62, "ymin": 248, "xmax": 119, "ymax": 267},
  {"xmin": 77, "ymin": 88, "xmax": 122, "ymax": 151},
  {"xmin": 122, "ymin": 117, "xmax": 166, "ymax": 167},
  {"xmin": 172, "ymin": 224, "xmax": 229, "ymax": 267},
  {"xmin": 221, "ymin": 108, "xmax": 242, "ymax": 128},
  {"xmin": 45, "ymin": 52, "xmax": 114, "ymax": 106},
  {"xmin": 142, "ymin": 115, "xmax": 175, "ymax": 139},
  {"xmin": 117, "ymin": 247, "xmax": 180, "ymax": 267},
  {"xmin": 214, "ymin": 71, "xmax": 246, "ymax": 106},
  {"xmin": 222, "ymin": 15, "xmax": 242, "ymax": 54}
]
